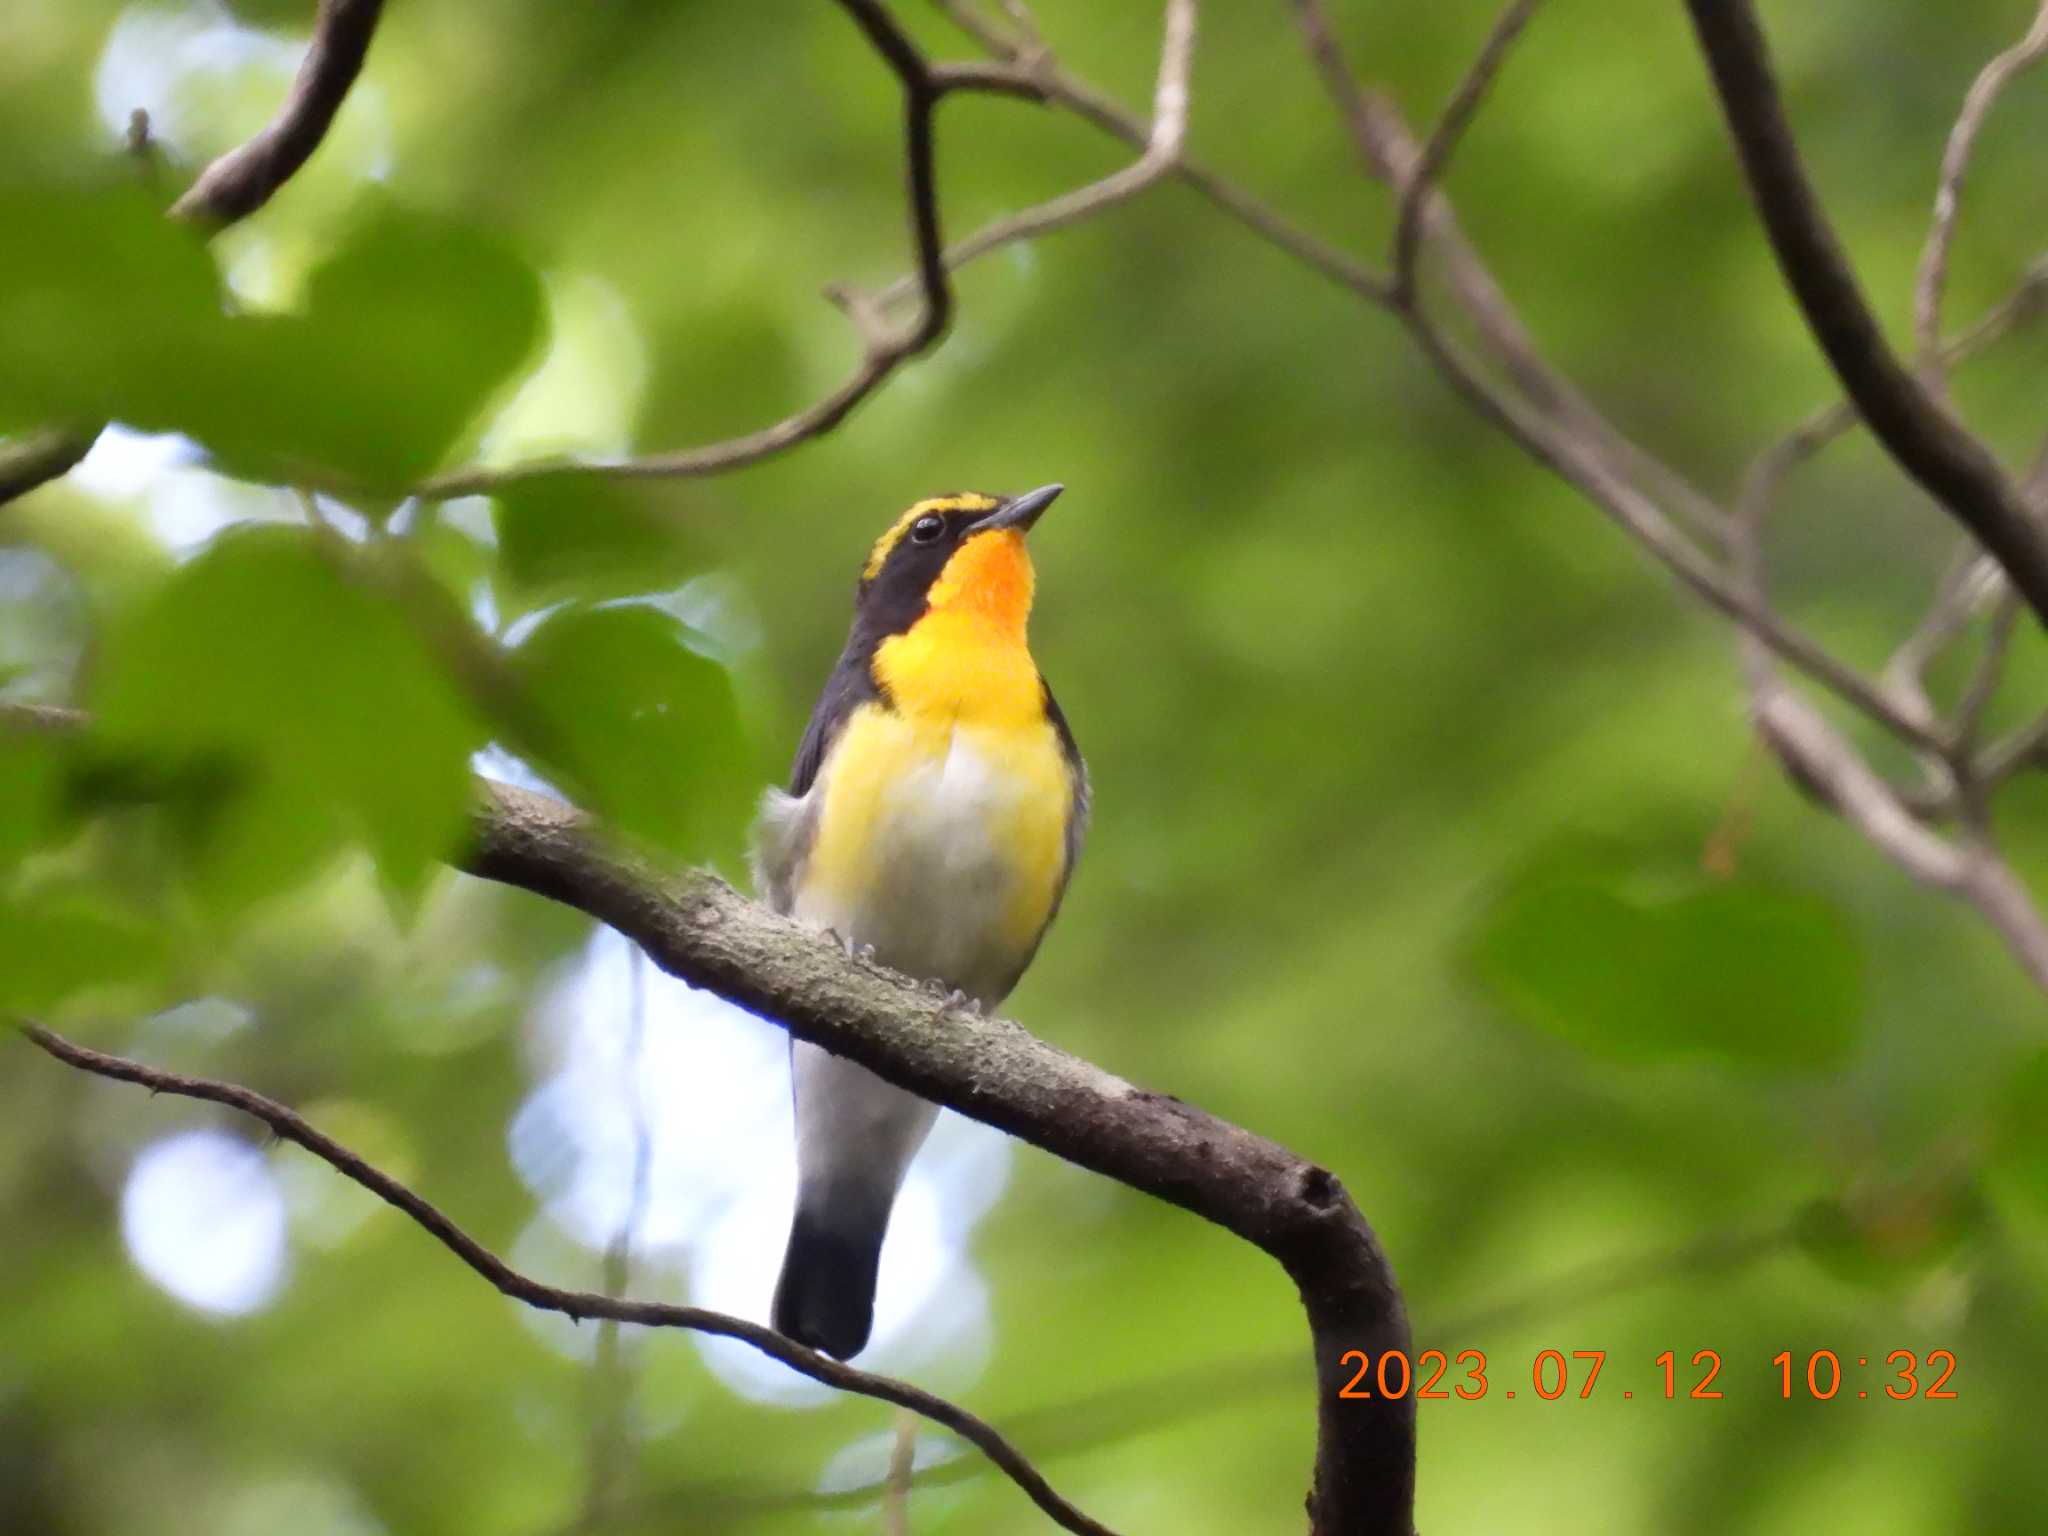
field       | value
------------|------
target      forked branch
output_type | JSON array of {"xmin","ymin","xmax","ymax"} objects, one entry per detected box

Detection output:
[
  {"xmin": 414, "ymin": 0, "xmax": 1046, "ymax": 499},
  {"xmin": 1683, "ymin": 0, "xmax": 2048, "ymax": 627},
  {"xmin": 1913, "ymin": 1, "xmax": 2048, "ymax": 379}
]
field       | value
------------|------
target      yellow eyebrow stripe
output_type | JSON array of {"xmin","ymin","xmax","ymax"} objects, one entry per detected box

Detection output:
[{"xmin": 862, "ymin": 494, "xmax": 1000, "ymax": 580}]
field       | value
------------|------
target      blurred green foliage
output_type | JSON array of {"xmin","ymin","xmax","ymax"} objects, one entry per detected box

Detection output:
[{"xmin": 5, "ymin": 1, "xmax": 2048, "ymax": 1533}]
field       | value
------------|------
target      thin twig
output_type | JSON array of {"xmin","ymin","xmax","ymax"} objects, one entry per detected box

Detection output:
[
  {"xmin": 1955, "ymin": 588, "xmax": 2021, "ymax": 750},
  {"xmin": 1389, "ymin": 0, "xmax": 1543, "ymax": 300},
  {"xmin": 1399, "ymin": 298, "xmax": 1946, "ymax": 752},
  {"xmin": 883, "ymin": 1409, "xmax": 919, "ymax": 1536},
  {"xmin": 1273, "ymin": 0, "xmax": 1934, "ymax": 749},
  {"xmin": 934, "ymin": 0, "xmax": 1392, "ymax": 304},
  {"xmin": 1880, "ymin": 549, "xmax": 2001, "ymax": 744},
  {"xmin": 19, "ymin": 1022, "xmax": 1119, "ymax": 1536},
  {"xmin": 1738, "ymin": 266, "xmax": 2048, "ymax": 758},
  {"xmin": 1288, "ymin": 0, "xmax": 1729, "ymax": 541},
  {"xmin": 1729, "ymin": 375, "xmax": 2048, "ymax": 991},
  {"xmin": 877, "ymin": 0, "xmax": 1197, "ymax": 311},
  {"xmin": 1977, "ymin": 710, "xmax": 2048, "ymax": 788},
  {"xmin": 1683, "ymin": 0, "xmax": 2048, "ymax": 628},
  {"xmin": 1913, "ymin": 1, "xmax": 2048, "ymax": 381},
  {"xmin": 1950, "ymin": 438, "xmax": 2048, "ymax": 801}
]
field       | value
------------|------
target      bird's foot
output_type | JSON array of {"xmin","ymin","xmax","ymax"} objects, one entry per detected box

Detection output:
[
  {"xmin": 827, "ymin": 928, "xmax": 876, "ymax": 964},
  {"xmin": 941, "ymin": 988, "xmax": 983, "ymax": 1014}
]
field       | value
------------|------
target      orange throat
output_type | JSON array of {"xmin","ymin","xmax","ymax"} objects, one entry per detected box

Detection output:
[{"xmin": 873, "ymin": 530, "xmax": 1042, "ymax": 726}]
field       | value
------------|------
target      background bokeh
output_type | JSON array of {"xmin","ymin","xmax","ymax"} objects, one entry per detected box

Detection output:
[{"xmin": 6, "ymin": 1, "xmax": 2048, "ymax": 1532}]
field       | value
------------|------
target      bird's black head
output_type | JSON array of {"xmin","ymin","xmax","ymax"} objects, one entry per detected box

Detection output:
[{"xmin": 853, "ymin": 484, "xmax": 1063, "ymax": 639}]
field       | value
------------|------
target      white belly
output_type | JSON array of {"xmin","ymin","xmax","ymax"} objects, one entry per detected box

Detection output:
[{"xmin": 794, "ymin": 727, "xmax": 1040, "ymax": 1006}]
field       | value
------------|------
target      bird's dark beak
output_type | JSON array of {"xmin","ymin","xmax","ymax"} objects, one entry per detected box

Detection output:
[{"xmin": 971, "ymin": 483, "xmax": 1063, "ymax": 535}]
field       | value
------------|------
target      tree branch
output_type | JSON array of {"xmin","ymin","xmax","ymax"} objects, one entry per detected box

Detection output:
[
  {"xmin": 462, "ymin": 780, "xmax": 1415, "ymax": 1536},
  {"xmin": 1729, "ymin": 386, "xmax": 2048, "ymax": 993},
  {"xmin": 927, "ymin": 0, "xmax": 2048, "ymax": 998},
  {"xmin": 1288, "ymin": 0, "xmax": 1726, "ymax": 540},
  {"xmin": 1682, "ymin": 0, "xmax": 2048, "ymax": 628},
  {"xmin": 876, "ymin": 0, "xmax": 1197, "ymax": 312},
  {"xmin": 935, "ymin": 0, "xmax": 1391, "ymax": 304},
  {"xmin": 19, "ymin": 1020, "xmax": 1118, "ymax": 1536},
  {"xmin": 1913, "ymin": 1, "xmax": 2048, "ymax": 381},
  {"xmin": 0, "ymin": 429, "xmax": 96, "ymax": 510},
  {"xmin": 167, "ymin": 0, "xmax": 388, "ymax": 226},
  {"xmin": 1388, "ymin": 0, "xmax": 1542, "ymax": 301},
  {"xmin": 0, "ymin": 0, "xmax": 389, "ymax": 510},
  {"xmin": 5, "ymin": 736, "xmax": 1416, "ymax": 1536},
  {"xmin": 413, "ymin": 1, "xmax": 1040, "ymax": 501}
]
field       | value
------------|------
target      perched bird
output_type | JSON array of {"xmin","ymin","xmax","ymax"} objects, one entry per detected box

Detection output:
[{"xmin": 752, "ymin": 485, "xmax": 1087, "ymax": 1360}]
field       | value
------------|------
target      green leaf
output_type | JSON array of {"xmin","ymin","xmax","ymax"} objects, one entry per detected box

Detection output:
[
  {"xmin": 491, "ymin": 475, "xmax": 707, "ymax": 612},
  {"xmin": 508, "ymin": 603, "xmax": 749, "ymax": 861},
  {"xmin": 193, "ymin": 199, "xmax": 545, "ymax": 490},
  {"xmin": 0, "ymin": 896, "xmax": 171, "ymax": 1013},
  {"xmin": 0, "ymin": 176, "xmax": 231, "ymax": 435},
  {"xmin": 0, "ymin": 179, "xmax": 542, "ymax": 492},
  {"xmin": 0, "ymin": 735, "xmax": 64, "ymax": 870},
  {"xmin": 88, "ymin": 527, "xmax": 487, "ymax": 909},
  {"xmin": 1468, "ymin": 855, "xmax": 1864, "ymax": 1071}
]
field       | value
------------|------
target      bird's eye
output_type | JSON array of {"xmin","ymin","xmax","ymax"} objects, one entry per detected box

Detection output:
[{"xmin": 910, "ymin": 514, "xmax": 946, "ymax": 544}]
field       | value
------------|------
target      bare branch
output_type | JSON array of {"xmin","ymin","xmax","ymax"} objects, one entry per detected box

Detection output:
[
  {"xmin": 0, "ymin": 702, "xmax": 90, "ymax": 735},
  {"xmin": 1396, "ymin": 298, "xmax": 1944, "ymax": 752},
  {"xmin": 169, "ymin": 0, "xmax": 387, "ymax": 225},
  {"xmin": 414, "ymin": 3, "xmax": 1038, "ymax": 501},
  {"xmin": 1728, "ymin": 385, "xmax": 2048, "ymax": 992},
  {"xmin": 1978, "ymin": 709, "xmax": 2048, "ymax": 788},
  {"xmin": 933, "ymin": 0, "xmax": 2048, "ymax": 991},
  {"xmin": 935, "ymin": 0, "xmax": 1391, "ymax": 304},
  {"xmin": 0, "ymin": 429, "xmax": 95, "ymax": 510},
  {"xmin": 877, "ymin": 0, "xmax": 1197, "ymax": 311},
  {"xmin": 1288, "ymin": 0, "xmax": 1727, "ymax": 540},
  {"xmin": 1914, "ymin": 2, "xmax": 2048, "ymax": 380},
  {"xmin": 1954, "ymin": 587, "xmax": 2020, "ymax": 755},
  {"xmin": 20, "ymin": 1021, "xmax": 1119, "ymax": 1536},
  {"xmin": 1682, "ymin": 0, "xmax": 2048, "ymax": 628},
  {"xmin": 1880, "ymin": 549, "xmax": 2001, "ymax": 744},
  {"xmin": 1389, "ymin": 0, "xmax": 1542, "ymax": 300},
  {"xmin": 882, "ymin": 1410, "xmax": 918, "ymax": 1536},
  {"xmin": 1955, "ymin": 845, "xmax": 2048, "ymax": 990}
]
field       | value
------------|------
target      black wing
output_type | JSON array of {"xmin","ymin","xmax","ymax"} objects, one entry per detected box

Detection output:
[
  {"xmin": 789, "ymin": 644, "xmax": 883, "ymax": 797},
  {"xmin": 1042, "ymin": 675, "xmax": 1090, "ymax": 891}
]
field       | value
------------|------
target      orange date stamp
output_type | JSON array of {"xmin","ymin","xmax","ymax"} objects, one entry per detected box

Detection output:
[{"xmin": 1334, "ymin": 1348, "xmax": 1958, "ymax": 1402}]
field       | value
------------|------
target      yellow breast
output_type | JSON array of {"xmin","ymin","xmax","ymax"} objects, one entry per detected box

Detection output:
[{"xmin": 798, "ymin": 696, "xmax": 1073, "ymax": 1000}]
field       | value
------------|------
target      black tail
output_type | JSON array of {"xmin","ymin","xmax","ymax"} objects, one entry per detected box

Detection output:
[{"xmin": 772, "ymin": 1203, "xmax": 887, "ymax": 1360}]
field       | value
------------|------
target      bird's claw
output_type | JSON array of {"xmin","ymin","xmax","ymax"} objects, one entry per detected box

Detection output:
[
  {"xmin": 828, "ymin": 929, "xmax": 876, "ymax": 964},
  {"xmin": 941, "ymin": 988, "xmax": 982, "ymax": 1014}
]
